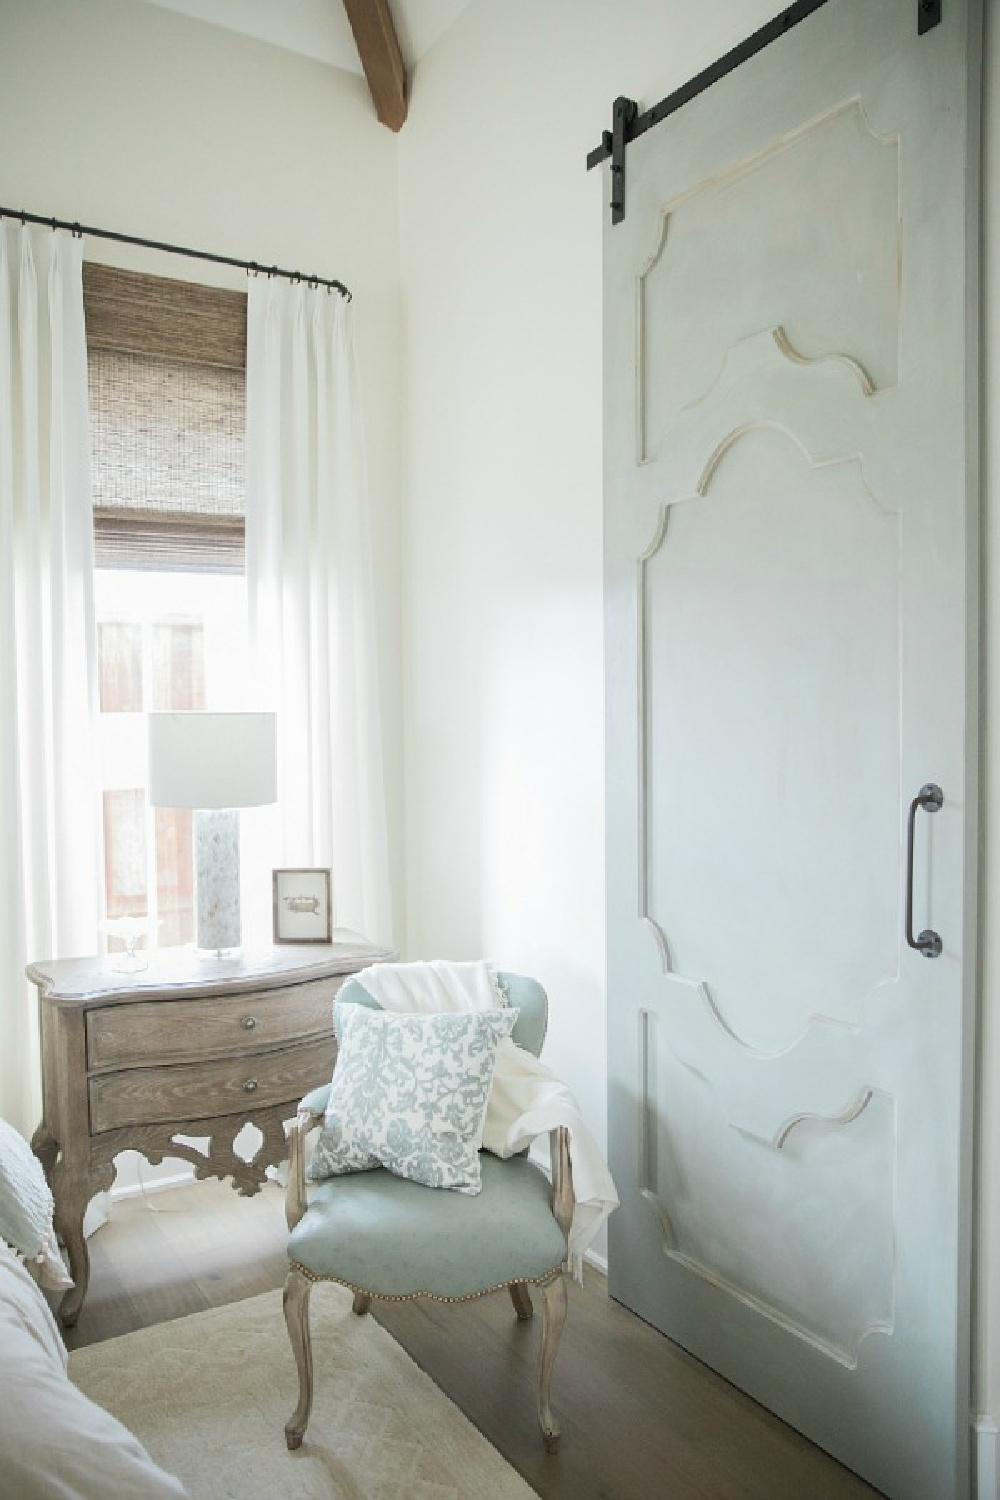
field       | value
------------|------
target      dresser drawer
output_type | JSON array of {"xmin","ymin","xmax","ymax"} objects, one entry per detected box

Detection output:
[
  {"xmin": 88, "ymin": 1035, "xmax": 338, "ymax": 1134},
  {"xmin": 86, "ymin": 976, "xmax": 342, "ymax": 1070}
]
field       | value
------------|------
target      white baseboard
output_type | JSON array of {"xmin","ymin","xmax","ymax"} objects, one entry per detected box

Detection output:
[
  {"xmin": 584, "ymin": 1247, "xmax": 608, "ymax": 1277},
  {"xmin": 974, "ymin": 1415, "xmax": 999, "ymax": 1500},
  {"xmin": 85, "ymin": 1173, "xmax": 192, "ymax": 1239},
  {"xmin": 111, "ymin": 1168, "xmax": 195, "ymax": 1201}
]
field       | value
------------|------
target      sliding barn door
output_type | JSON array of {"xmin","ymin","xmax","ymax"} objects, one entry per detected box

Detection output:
[{"xmin": 603, "ymin": 2, "xmax": 981, "ymax": 1496}]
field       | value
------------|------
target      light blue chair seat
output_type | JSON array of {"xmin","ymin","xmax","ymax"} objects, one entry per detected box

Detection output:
[
  {"xmin": 328, "ymin": 970, "xmax": 550, "ymax": 1055},
  {"xmin": 289, "ymin": 1152, "xmax": 567, "ymax": 1299},
  {"xmin": 282, "ymin": 970, "xmax": 575, "ymax": 1455}
]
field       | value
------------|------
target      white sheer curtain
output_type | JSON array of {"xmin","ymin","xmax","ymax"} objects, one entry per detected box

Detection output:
[
  {"xmin": 0, "ymin": 224, "xmax": 102, "ymax": 1137},
  {"xmin": 245, "ymin": 280, "xmax": 391, "ymax": 948}
]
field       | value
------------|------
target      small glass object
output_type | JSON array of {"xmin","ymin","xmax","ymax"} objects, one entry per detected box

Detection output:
[{"xmin": 100, "ymin": 915, "xmax": 159, "ymax": 974}]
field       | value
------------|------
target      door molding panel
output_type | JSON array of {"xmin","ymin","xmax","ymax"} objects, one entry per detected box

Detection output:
[
  {"xmin": 636, "ymin": 418, "xmax": 902, "ymax": 1053},
  {"xmin": 634, "ymin": 964, "xmax": 895, "ymax": 1140},
  {"xmin": 638, "ymin": 998, "xmax": 897, "ymax": 1367},
  {"xmin": 635, "ymin": 99, "xmax": 900, "ymax": 463},
  {"xmin": 625, "ymin": 326, "xmax": 889, "ymax": 516},
  {"xmin": 770, "ymin": 328, "xmax": 876, "ymax": 399}
]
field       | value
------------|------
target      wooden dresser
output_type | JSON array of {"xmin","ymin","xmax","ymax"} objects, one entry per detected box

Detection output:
[{"xmin": 28, "ymin": 931, "xmax": 392, "ymax": 1325}]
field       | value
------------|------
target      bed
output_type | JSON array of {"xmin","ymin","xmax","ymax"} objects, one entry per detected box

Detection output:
[{"xmin": 0, "ymin": 1118, "xmax": 186, "ymax": 1497}]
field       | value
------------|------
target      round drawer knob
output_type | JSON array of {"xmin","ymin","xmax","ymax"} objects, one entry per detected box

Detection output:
[
  {"xmin": 243, "ymin": 1078, "xmax": 259, "ymax": 1094},
  {"xmin": 241, "ymin": 1016, "xmax": 258, "ymax": 1031}
]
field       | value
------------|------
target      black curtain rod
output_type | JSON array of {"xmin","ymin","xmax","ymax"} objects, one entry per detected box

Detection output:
[{"xmin": 0, "ymin": 205, "xmax": 351, "ymax": 300}]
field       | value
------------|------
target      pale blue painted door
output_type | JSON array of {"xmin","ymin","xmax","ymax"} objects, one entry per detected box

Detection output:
[{"xmin": 603, "ymin": 3, "xmax": 981, "ymax": 1497}]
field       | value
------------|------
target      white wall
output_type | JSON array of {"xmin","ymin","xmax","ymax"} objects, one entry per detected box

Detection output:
[
  {"xmin": 0, "ymin": 0, "xmax": 406, "ymax": 940},
  {"xmin": 397, "ymin": 0, "xmax": 776, "ymax": 1263}
]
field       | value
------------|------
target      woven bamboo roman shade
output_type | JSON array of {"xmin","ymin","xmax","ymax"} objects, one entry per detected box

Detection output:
[{"xmin": 83, "ymin": 263, "xmax": 248, "ymax": 572}]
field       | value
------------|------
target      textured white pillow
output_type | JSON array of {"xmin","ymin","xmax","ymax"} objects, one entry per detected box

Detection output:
[
  {"xmin": 0, "ymin": 1118, "xmax": 72, "ymax": 1290},
  {"xmin": 308, "ymin": 1003, "xmax": 518, "ymax": 1195}
]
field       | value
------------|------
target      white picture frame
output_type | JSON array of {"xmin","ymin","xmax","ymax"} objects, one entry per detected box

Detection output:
[{"xmin": 272, "ymin": 867, "xmax": 333, "ymax": 944}]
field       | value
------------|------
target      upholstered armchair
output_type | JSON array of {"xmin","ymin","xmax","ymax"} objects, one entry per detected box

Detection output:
[{"xmin": 282, "ymin": 973, "xmax": 575, "ymax": 1453}]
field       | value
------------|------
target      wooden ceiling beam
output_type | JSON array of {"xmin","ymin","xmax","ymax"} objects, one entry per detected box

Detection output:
[{"xmin": 340, "ymin": 0, "xmax": 408, "ymax": 132}]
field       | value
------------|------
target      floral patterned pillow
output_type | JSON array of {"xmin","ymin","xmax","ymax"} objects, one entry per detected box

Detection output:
[{"xmin": 308, "ymin": 1003, "xmax": 518, "ymax": 1195}]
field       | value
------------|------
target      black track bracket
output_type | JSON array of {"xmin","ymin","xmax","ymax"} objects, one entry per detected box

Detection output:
[
  {"xmin": 609, "ymin": 97, "xmax": 638, "ymax": 226},
  {"xmin": 918, "ymin": 0, "xmax": 942, "ymax": 33},
  {"xmin": 587, "ymin": 0, "xmax": 942, "ymax": 227}
]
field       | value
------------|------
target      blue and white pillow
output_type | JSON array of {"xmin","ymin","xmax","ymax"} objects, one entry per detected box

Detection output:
[
  {"xmin": 0, "ymin": 1119, "xmax": 72, "ymax": 1290},
  {"xmin": 308, "ymin": 1003, "xmax": 518, "ymax": 1195}
]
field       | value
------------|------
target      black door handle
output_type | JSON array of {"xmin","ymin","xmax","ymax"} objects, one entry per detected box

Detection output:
[{"xmin": 905, "ymin": 783, "xmax": 943, "ymax": 958}]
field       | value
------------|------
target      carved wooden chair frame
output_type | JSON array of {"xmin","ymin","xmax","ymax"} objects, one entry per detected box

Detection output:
[{"xmin": 282, "ymin": 1107, "xmax": 575, "ymax": 1452}]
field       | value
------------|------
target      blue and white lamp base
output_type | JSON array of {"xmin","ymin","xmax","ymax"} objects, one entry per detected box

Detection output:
[{"xmin": 195, "ymin": 808, "xmax": 242, "ymax": 955}]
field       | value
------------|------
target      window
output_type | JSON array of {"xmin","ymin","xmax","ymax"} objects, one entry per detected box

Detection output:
[{"xmin": 84, "ymin": 265, "xmax": 249, "ymax": 952}]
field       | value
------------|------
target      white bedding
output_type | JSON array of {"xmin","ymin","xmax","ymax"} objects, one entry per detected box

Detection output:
[{"xmin": 0, "ymin": 1240, "xmax": 187, "ymax": 1498}]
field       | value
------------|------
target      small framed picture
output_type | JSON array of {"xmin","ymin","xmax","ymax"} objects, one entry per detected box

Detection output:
[{"xmin": 272, "ymin": 868, "xmax": 334, "ymax": 944}]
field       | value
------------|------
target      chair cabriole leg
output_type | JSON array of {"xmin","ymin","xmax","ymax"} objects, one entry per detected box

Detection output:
[
  {"xmin": 283, "ymin": 1267, "xmax": 314, "ymax": 1450},
  {"xmin": 509, "ymin": 1281, "xmax": 534, "ymax": 1320},
  {"xmin": 537, "ymin": 1271, "xmax": 568, "ymax": 1452}
]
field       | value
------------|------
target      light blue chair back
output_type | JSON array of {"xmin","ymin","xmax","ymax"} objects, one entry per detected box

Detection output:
[{"xmin": 340, "ymin": 969, "xmax": 548, "ymax": 1058}]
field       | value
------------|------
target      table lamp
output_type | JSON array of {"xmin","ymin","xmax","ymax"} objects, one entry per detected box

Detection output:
[{"xmin": 148, "ymin": 711, "xmax": 277, "ymax": 956}]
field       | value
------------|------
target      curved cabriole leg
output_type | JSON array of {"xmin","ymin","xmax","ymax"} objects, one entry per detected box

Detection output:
[
  {"xmin": 53, "ymin": 1172, "xmax": 100, "ymax": 1328},
  {"xmin": 537, "ymin": 1272, "xmax": 568, "ymax": 1452},
  {"xmin": 509, "ymin": 1281, "xmax": 534, "ymax": 1321},
  {"xmin": 55, "ymin": 1218, "xmax": 90, "ymax": 1328},
  {"xmin": 352, "ymin": 1291, "xmax": 371, "ymax": 1317},
  {"xmin": 283, "ymin": 1268, "xmax": 314, "ymax": 1450}
]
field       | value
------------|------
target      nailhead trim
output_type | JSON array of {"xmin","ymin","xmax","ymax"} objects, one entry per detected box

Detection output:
[{"xmin": 287, "ymin": 1258, "xmax": 565, "ymax": 1304}]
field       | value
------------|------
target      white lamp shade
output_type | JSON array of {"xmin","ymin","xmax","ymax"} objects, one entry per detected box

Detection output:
[{"xmin": 148, "ymin": 712, "xmax": 277, "ymax": 809}]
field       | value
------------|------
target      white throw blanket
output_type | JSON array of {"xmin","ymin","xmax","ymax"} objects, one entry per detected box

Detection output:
[{"xmin": 354, "ymin": 960, "xmax": 618, "ymax": 1279}]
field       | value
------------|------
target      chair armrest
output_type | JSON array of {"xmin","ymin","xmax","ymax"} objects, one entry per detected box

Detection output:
[
  {"xmin": 549, "ymin": 1126, "xmax": 575, "ymax": 1242},
  {"xmin": 284, "ymin": 1102, "xmax": 325, "ymax": 1232},
  {"xmin": 299, "ymin": 1082, "xmax": 332, "ymax": 1115}
]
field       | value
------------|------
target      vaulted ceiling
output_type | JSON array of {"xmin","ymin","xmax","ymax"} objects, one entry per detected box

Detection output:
[{"xmin": 130, "ymin": 0, "xmax": 472, "ymax": 129}]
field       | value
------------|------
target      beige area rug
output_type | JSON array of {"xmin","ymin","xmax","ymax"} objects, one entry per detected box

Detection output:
[{"xmin": 69, "ymin": 1287, "xmax": 539, "ymax": 1500}]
